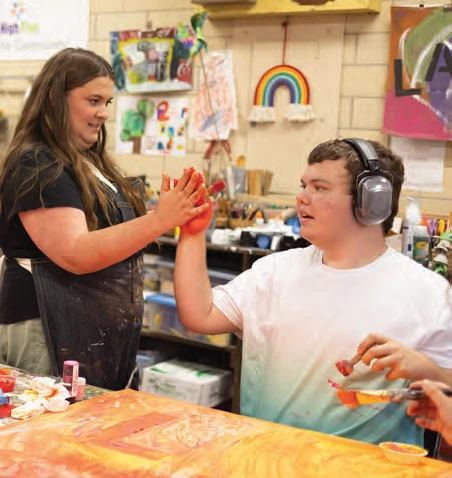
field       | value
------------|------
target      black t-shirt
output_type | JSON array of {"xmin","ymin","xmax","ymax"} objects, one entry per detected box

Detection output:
[
  {"xmin": 0, "ymin": 149, "xmax": 85, "ymax": 258},
  {"xmin": 0, "ymin": 149, "xmax": 123, "ymax": 324}
]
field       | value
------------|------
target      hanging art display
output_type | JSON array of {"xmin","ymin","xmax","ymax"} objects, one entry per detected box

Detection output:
[
  {"xmin": 383, "ymin": 6, "xmax": 452, "ymax": 141},
  {"xmin": 248, "ymin": 21, "xmax": 315, "ymax": 124},
  {"xmin": 189, "ymin": 50, "xmax": 238, "ymax": 141},
  {"xmin": 110, "ymin": 27, "xmax": 193, "ymax": 93},
  {"xmin": 176, "ymin": 12, "xmax": 208, "ymax": 64},
  {"xmin": 248, "ymin": 64, "xmax": 314, "ymax": 124},
  {"xmin": 178, "ymin": 13, "xmax": 233, "ymax": 162},
  {"xmin": 115, "ymin": 96, "xmax": 188, "ymax": 157}
]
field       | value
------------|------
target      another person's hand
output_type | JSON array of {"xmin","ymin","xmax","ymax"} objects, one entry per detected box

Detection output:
[
  {"xmin": 155, "ymin": 168, "xmax": 209, "ymax": 232},
  {"xmin": 407, "ymin": 380, "xmax": 452, "ymax": 444},
  {"xmin": 175, "ymin": 172, "xmax": 214, "ymax": 236},
  {"xmin": 357, "ymin": 333, "xmax": 437, "ymax": 381}
]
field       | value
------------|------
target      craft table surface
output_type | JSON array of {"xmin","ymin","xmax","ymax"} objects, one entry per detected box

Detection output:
[
  {"xmin": 0, "ymin": 364, "xmax": 108, "ymax": 428},
  {"xmin": 0, "ymin": 389, "xmax": 451, "ymax": 477}
]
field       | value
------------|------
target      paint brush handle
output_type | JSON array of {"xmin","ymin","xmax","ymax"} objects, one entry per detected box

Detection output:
[
  {"xmin": 348, "ymin": 353, "xmax": 363, "ymax": 366},
  {"xmin": 347, "ymin": 343, "xmax": 377, "ymax": 366},
  {"xmin": 388, "ymin": 388, "xmax": 452, "ymax": 402}
]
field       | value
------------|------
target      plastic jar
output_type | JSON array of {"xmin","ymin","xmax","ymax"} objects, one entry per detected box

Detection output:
[
  {"xmin": 76, "ymin": 377, "xmax": 86, "ymax": 401},
  {"xmin": 412, "ymin": 225, "xmax": 430, "ymax": 267},
  {"xmin": 402, "ymin": 197, "xmax": 422, "ymax": 258}
]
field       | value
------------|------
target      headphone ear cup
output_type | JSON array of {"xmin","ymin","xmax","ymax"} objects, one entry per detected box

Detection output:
[{"xmin": 354, "ymin": 175, "xmax": 393, "ymax": 225}]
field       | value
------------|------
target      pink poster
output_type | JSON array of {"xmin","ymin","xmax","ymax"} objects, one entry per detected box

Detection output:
[{"xmin": 383, "ymin": 7, "xmax": 452, "ymax": 141}]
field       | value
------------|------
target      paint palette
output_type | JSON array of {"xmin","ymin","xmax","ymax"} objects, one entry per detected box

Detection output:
[{"xmin": 379, "ymin": 442, "xmax": 428, "ymax": 465}]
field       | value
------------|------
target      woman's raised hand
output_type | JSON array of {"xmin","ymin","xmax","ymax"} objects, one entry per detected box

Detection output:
[{"xmin": 155, "ymin": 167, "xmax": 209, "ymax": 233}]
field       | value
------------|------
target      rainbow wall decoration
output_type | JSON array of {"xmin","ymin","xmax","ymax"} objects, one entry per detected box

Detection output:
[{"xmin": 248, "ymin": 64, "xmax": 315, "ymax": 124}]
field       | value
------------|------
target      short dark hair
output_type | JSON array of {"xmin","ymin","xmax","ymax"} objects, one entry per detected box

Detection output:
[{"xmin": 307, "ymin": 139, "xmax": 404, "ymax": 235}]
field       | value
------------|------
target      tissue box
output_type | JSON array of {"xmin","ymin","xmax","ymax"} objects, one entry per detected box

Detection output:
[
  {"xmin": 136, "ymin": 350, "xmax": 174, "ymax": 390},
  {"xmin": 141, "ymin": 359, "xmax": 233, "ymax": 407}
]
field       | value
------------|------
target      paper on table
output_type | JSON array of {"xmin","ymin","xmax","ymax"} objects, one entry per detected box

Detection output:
[{"xmin": 390, "ymin": 136, "xmax": 445, "ymax": 192}]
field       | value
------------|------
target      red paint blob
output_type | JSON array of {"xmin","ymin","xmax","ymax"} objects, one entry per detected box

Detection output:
[{"xmin": 335, "ymin": 360, "xmax": 353, "ymax": 377}]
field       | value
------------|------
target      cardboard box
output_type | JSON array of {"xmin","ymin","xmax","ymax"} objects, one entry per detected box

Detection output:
[{"xmin": 141, "ymin": 359, "xmax": 233, "ymax": 407}]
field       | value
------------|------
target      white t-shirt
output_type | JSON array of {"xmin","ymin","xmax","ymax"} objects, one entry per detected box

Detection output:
[{"xmin": 213, "ymin": 245, "xmax": 452, "ymax": 445}]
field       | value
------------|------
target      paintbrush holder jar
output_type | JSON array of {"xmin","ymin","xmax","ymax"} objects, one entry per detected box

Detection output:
[{"xmin": 229, "ymin": 218, "xmax": 254, "ymax": 229}]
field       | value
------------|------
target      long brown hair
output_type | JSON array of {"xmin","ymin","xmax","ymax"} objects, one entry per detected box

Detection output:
[{"xmin": 0, "ymin": 47, "xmax": 146, "ymax": 230}]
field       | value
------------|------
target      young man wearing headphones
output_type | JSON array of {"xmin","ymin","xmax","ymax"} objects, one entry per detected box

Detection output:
[{"xmin": 174, "ymin": 139, "xmax": 452, "ymax": 446}]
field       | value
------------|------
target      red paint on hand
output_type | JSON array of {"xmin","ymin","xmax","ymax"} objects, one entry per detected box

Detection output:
[{"xmin": 174, "ymin": 173, "xmax": 215, "ymax": 236}]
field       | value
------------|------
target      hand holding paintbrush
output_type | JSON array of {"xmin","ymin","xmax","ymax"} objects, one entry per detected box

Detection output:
[
  {"xmin": 337, "ymin": 387, "xmax": 452, "ymax": 408},
  {"xmin": 336, "ymin": 334, "xmax": 438, "ymax": 381},
  {"xmin": 407, "ymin": 380, "xmax": 452, "ymax": 444}
]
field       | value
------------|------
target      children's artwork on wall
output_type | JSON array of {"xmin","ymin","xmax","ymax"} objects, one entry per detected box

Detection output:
[
  {"xmin": 248, "ymin": 65, "xmax": 315, "ymax": 124},
  {"xmin": 176, "ymin": 12, "xmax": 208, "ymax": 64},
  {"xmin": 189, "ymin": 50, "xmax": 238, "ymax": 141},
  {"xmin": 110, "ymin": 28, "xmax": 193, "ymax": 93},
  {"xmin": 115, "ymin": 96, "xmax": 188, "ymax": 157},
  {"xmin": 383, "ymin": 7, "xmax": 452, "ymax": 141}
]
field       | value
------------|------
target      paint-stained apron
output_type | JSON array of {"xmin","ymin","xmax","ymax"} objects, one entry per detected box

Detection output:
[{"xmin": 31, "ymin": 184, "xmax": 144, "ymax": 391}]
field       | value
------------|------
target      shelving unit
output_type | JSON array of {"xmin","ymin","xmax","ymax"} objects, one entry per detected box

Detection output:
[
  {"xmin": 141, "ymin": 236, "xmax": 275, "ymax": 414},
  {"xmin": 155, "ymin": 235, "xmax": 273, "ymax": 270},
  {"xmin": 193, "ymin": 0, "xmax": 381, "ymax": 19}
]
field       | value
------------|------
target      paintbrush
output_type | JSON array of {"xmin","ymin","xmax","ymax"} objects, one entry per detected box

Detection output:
[
  {"xmin": 335, "ymin": 344, "xmax": 377, "ymax": 377},
  {"xmin": 335, "ymin": 353, "xmax": 363, "ymax": 377},
  {"xmin": 336, "ymin": 388, "xmax": 452, "ymax": 408},
  {"xmin": 206, "ymin": 179, "xmax": 226, "ymax": 199}
]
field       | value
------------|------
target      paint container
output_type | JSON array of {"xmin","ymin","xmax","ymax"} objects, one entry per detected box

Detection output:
[
  {"xmin": 0, "ymin": 374, "xmax": 16, "ymax": 393},
  {"xmin": 63, "ymin": 360, "xmax": 79, "ymax": 404},
  {"xmin": 75, "ymin": 377, "xmax": 86, "ymax": 402}
]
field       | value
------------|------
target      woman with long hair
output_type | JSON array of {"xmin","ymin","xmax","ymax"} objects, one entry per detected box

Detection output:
[{"xmin": 0, "ymin": 48, "xmax": 208, "ymax": 390}]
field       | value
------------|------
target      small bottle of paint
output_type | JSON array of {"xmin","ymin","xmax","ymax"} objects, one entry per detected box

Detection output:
[
  {"xmin": 75, "ymin": 377, "xmax": 86, "ymax": 402},
  {"xmin": 63, "ymin": 360, "xmax": 79, "ymax": 404}
]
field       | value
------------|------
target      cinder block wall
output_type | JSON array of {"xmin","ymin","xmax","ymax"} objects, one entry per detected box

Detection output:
[{"xmin": 0, "ymin": 0, "xmax": 449, "ymax": 216}]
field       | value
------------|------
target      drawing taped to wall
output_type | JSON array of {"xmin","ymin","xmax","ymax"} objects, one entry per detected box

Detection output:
[
  {"xmin": 110, "ymin": 27, "xmax": 193, "ymax": 94},
  {"xmin": 189, "ymin": 50, "xmax": 238, "ymax": 141},
  {"xmin": 383, "ymin": 6, "xmax": 452, "ymax": 140},
  {"xmin": 116, "ymin": 96, "xmax": 188, "ymax": 157}
]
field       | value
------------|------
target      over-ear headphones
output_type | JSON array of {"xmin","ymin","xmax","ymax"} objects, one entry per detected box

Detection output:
[{"xmin": 342, "ymin": 138, "xmax": 393, "ymax": 226}]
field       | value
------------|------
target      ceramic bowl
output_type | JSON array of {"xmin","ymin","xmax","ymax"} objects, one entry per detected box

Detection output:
[{"xmin": 379, "ymin": 442, "xmax": 428, "ymax": 465}]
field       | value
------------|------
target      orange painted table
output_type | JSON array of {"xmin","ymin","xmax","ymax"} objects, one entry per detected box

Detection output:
[{"xmin": 0, "ymin": 389, "xmax": 450, "ymax": 477}]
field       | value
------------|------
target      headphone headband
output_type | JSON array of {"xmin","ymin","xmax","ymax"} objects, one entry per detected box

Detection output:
[{"xmin": 342, "ymin": 138, "xmax": 379, "ymax": 172}]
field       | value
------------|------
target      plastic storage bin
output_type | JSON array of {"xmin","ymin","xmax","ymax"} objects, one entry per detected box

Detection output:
[
  {"xmin": 143, "ymin": 293, "xmax": 178, "ymax": 332},
  {"xmin": 143, "ymin": 293, "xmax": 233, "ymax": 347}
]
